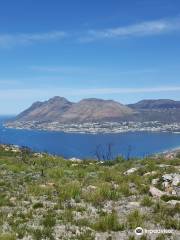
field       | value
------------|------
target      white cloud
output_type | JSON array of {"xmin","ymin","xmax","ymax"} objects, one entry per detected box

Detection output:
[
  {"xmin": 30, "ymin": 65, "xmax": 157, "ymax": 75},
  {"xmin": 0, "ymin": 17, "xmax": 180, "ymax": 48},
  {"xmin": 30, "ymin": 66, "xmax": 90, "ymax": 74},
  {"xmin": 78, "ymin": 86, "xmax": 180, "ymax": 94},
  {"xmin": 0, "ymin": 31, "xmax": 67, "ymax": 47},
  {"xmin": 79, "ymin": 17, "xmax": 180, "ymax": 42},
  {"xmin": 0, "ymin": 86, "xmax": 180, "ymax": 101}
]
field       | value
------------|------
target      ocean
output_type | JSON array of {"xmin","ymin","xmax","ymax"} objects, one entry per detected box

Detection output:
[{"xmin": 1, "ymin": 116, "xmax": 180, "ymax": 159}]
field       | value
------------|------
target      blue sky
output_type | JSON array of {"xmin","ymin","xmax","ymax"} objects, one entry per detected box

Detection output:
[{"xmin": 1, "ymin": 0, "xmax": 180, "ymax": 114}]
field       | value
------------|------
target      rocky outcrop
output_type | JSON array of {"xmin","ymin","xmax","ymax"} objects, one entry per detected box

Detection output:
[{"xmin": 149, "ymin": 186, "xmax": 166, "ymax": 198}]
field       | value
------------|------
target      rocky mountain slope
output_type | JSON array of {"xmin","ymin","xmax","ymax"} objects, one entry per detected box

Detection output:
[
  {"xmin": 59, "ymin": 98, "xmax": 135, "ymax": 123},
  {"xmin": 128, "ymin": 99, "xmax": 180, "ymax": 110},
  {"xmin": 10, "ymin": 97, "xmax": 180, "ymax": 124},
  {"xmin": 128, "ymin": 99, "xmax": 180, "ymax": 123},
  {"xmin": 15, "ymin": 97, "xmax": 73, "ymax": 122},
  {"xmin": 13, "ymin": 97, "xmax": 135, "ymax": 123}
]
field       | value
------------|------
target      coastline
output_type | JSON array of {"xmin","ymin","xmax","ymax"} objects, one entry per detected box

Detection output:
[{"xmin": 4, "ymin": 120, "xmax": 180, "ymax": 135}]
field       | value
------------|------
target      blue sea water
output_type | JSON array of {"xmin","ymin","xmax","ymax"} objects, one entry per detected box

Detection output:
[{"xmin": 0, "ymin": 116, "xmax": 180, "ymax": 159}]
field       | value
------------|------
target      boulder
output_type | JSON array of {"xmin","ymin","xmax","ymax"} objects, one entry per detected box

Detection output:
[
  {"xmin": 149, "ymin": 186, "xmax": 165, "ymax": 198},
  {"xmin": 167, "ymin": 200, "xmax": 180, "ymax": 206},
  {"xmin": 124, "ymin": 168, "xmax": 138, "ymax": 175},
  {"xmin": 172, "ymin": 174, "xmax": 180, "ymax": 186},
  {"xmin": 162, "ymin": 181, "xmax": 169, "ymax": 188},
  {"xmin": 162, "ymin": 174, "xmax": 173, "ymax": 182},
  {"xmin": 151, "ymin": 178, "xmax": 159, "ymax": 185},
  {"xmin": 69, "ymin": 157, "xmax": 82, "ymax": 163},
  {"xmin": 174, "ymin": 186, "xmax": 180, "ymax": 196},
  {"xmin": 144, "ymin": 171, "xmax": 157, "ymax": 176}
]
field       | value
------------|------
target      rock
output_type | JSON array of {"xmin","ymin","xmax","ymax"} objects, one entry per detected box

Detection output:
[
  {"xmin": 151, "ymin": 178, "xmax": 159, "ymax": 185},
  {"xmin": 95, "ymin": 231, "xmax": 129, "ymax": 240},
  {"xmin": 71, "ymin": 163, "xmax": 78, "ymax": 167},
  {"xmin": 124, "ymin": 168, "xmax": 138, "ymax": 175},
  {"xmin": 129, "ymin": 182, "xmax": 136, "ymax": 188},
  {"xmin": 162, "ymin": 174, "xmax": 173, "ymax": 182},
  {"xmin": 167, "ymin": 200, "xmax": 180, "ymax": 206},
  {"xmin": 9, "ymin": 197, "xmax": 17, "ymax": 203},
  {"xmin": 33, "ymin": 152, "xmax": 43, "ymax": 158},
  {"xmin": 159, "ymin": 164, "xmax": 171, "ymax": 168},
  {"xmin": 86, "ymin": 185, "xmax": 97, "ymax": 191},
  {"xmin": 172, "ymin": 174, "xmax": 180, "ymax": 186},
  {"xmin": 165, "ymin": 186, "xmax": 173, "ymax": 194},
  {"xmin": 171, "ymin": 190, "xmax": 177, "ymax": 195},
  {"xmin": 112, "ymin": 182, "xmax": 119, "ymax": 190},
  {"xmin": 128, "ymin": 202, "xmax": 140, "ymax": 207},
  {"xmin": 69, "ymin": 157, "xmax": 82, "ymax": 163},
  {"xmin": 46, "ymin": 182, "xmax": 55, "ymax": 187},
  {"xmin": 174, "ymin": 186, "xmax": 180, "ymax": 196},
  {"xmin": 162, "ymin": 181, "xmax": 169, "ymax": 188},
  {"xmin": 149, "ymin": 186, "xmax": 165, "ymax": 198},
  {"xmin": 144, "ymin": 171, "xmax": 157, "ymax": 176}
]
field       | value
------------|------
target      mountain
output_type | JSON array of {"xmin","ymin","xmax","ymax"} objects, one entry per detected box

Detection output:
[
  {"xmin": 15, "ymin": 96, "xmax": 73, "ymax": 122},
  {"xmin": 13, "ymin": 97, "xmax": 135, "ymax": 123},
  {"xmin": 10, "ymin": 97, "xmax": 180, "ymax": 124},
  {"xmin": 128, "ymin": 99, "xmax": 180, "ymax": 110},
  {"xmin": 59, "ymin": 98, "xmax": 135, "ymax": 123},
  {"xmin": 128, "ymin": 99, "xmax": 180, "ymax": 122}
]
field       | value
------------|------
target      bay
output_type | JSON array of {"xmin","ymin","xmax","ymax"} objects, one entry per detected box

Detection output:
[{"xmin": 0, "ymin": 117, "xmax": 180, "ymax": 159}]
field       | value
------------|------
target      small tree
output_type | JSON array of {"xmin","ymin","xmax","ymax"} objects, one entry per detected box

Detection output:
[
  {"xmin": 95, "ymin": 143, "xmax": 114, "ymax": 161},
  {"xmin": 20, "ymin": 146, "xmax": 33, "ymax": 164}
]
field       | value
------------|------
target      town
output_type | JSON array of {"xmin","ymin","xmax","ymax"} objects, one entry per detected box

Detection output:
[{"xmin": 4, "ymin": 121, "xmax": 180, "ymax": 134}]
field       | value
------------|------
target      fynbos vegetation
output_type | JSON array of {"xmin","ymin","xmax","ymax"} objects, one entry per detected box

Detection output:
[{"xmin": 0, "ymin": 144, "xmax": 179, "ymax": 239}]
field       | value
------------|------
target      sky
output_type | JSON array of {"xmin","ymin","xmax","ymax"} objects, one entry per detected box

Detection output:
[{"xmin": 1, "ymin": 0, "xmax": 180, "ymax": 114}]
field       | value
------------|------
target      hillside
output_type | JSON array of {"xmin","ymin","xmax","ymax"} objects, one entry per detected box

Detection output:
[
  {"xmin": 13, "ymin": 97, "xmax": 135, "ymax": 123},
  {"xmin": 0, "ymin": 144, "xmax": 179, "ymax": 239},
  {"xmin": 15, "ymin": 97, "xmax": 73, "ymax": 122},
  {"xmin": 8, "ymin": 97, "xmax": 180, "ymax": 124},
  {"xmin": 59, "ymin": 98, "xmax": 135, "ymax": 123},
  {"xmin": 128, "ymin": 99, "xmax": 180, "ymax": 110},
  {"xmin": 128, "ymin": 99, "xmax": 180, "ymax": 123}
]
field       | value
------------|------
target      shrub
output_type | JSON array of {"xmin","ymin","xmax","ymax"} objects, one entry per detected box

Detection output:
[
  {"xmin": 58, "ymin": 181, "xmax": 81, "ymax": 202},
  {"xmin": 164, "ymin": 217, "xmax": 179, "ymax": 230},
  {"xmin": 128, "ymin": 236, "xmax": 135, "ymax": 240},
  {"xmin": 118, "ymin": 183, "xmax": 132, "ymax": 197},
  {"xmin": 0, "ymin": 234, "xmax": 16, "ymax": 240},
  {"xmin": 92, "ymin": 211, "xmax": 124, "ymax": 232},
  {"xmin": 161, "ymin": 195, "xmax": 180, "ymax": 202},
  {"xmin": 0, "ymin": 193, "xmax": 11, "ymax": 207},
  {"xmin": 127, "ymin": 210, "xmax": 146, "ymax": 229},
  {"xmin": 141, "ymin": 196, "xmax": 153, "ymax": 207},
  {"xmin": 155, "ymin": 234, "xmax": 166, "ymax": 240},
  {"xmin": 33, "ymin": 202, "xmax": 43, "ymax": 209},
  {"xmin": 42, "ymin": 211, "xmax": 56, "ymax": 228}
]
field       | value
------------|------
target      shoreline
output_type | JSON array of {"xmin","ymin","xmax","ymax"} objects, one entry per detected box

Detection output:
[{"xmin": 3, "ymin": 125, "xmax": 180, "ymax": 135}]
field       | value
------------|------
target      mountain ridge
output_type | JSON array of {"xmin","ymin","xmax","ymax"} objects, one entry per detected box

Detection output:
[{"xmin": 11, "ymin": 97, "xmax": 180, "ymax": 123}]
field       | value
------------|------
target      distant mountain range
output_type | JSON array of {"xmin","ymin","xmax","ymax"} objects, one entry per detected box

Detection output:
[
  {"xmin": 12, "ymin": 97, "xmax": 180, "ymax": 123},
  {"xmin": 128, "ymin": 99, "xmax": 180, "ymax": 122}
]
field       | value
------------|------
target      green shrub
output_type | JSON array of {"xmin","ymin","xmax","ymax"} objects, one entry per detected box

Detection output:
[
  {"xmin": 128, "ymin": 236, "xmax": 135, "ymax": 240},
  {"xmin": 33, "ymin": 202, "xmax": 44, "ymax": 209},
  {"xmin": 127, "ymin": 210, "xmax": 146, "ymax": 229},
  {"xmin": 0, "ymin": 234, "xmax": 16, "ymax": 240},
  {"xmin": 58, "ymin": 181, "xmax": 81, "ymax": 202},
  {"xmin": 161, "ymin": 195, "xmax": 180, "ymax": 202},
  {"xmin": 141, "ymin": 196, "xmax": 153, "ymax": 207},
  {"xmin": 59, "ymin": 208, "xmax": 73, "ymax": 223},
  {"xmin": 92, "ymin": 211, "xmax": 124, "ymax": 232},
  {"xmin": 155, "ymin": 234, "xmax": 166, "ymax": 240},
  {"xmin": 164, "ymin": 217, "xmax": 180, "ymax": 230},
  {"xmin": 42, "ymin": 211, "xmax": 56, "ymax": 228}
]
